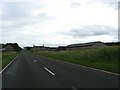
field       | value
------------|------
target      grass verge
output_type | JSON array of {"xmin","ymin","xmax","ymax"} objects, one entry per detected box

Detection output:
[
  {"xmin": 32, "ymin": 46, "xmax": 119, "ymax": 74},
  {"xmin": 2, "ymin": 51, "xmax": 18, "ymax": 69}
]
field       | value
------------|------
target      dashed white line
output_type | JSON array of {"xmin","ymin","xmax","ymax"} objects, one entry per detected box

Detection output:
[
  {"xmin": 34, "ymin": 60, "xmax": 37, "ymax": 62},
  {"xmin": 72, "ymin": 86, "xmax": 78, "ymax": 90},
  {"xmin": 44, "ymin": 67, "xmax": 55, "ymax": 76}
]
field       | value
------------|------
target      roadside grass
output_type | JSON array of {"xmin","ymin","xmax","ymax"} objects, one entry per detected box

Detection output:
[
  {"xmin": 32, "ymin": 46, "xmax": 119, "ymax": 74},
  {"xmin": 2, "ymin": 51, "xmax": 18, "ymax": 69}
]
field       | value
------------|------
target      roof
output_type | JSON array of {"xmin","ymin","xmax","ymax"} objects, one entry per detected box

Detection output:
[
  {"xmin": 67, "ymin": 41, "xmax": 102, "ymax": 48},
  {"xmin": 33, "ymin": 45, "xmax": 44, "ymax": 48},
  {"xmin": 5, "ymin": 44, "xmax": 15, "ymax": 50}
]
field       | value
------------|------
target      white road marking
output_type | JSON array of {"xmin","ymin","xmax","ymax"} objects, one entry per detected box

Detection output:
[
  {"xmin": 75, "ymin": 64, "xmax": 120, "ymax": 76},
  {"xmin": 44, "ymin": 67, "xmax": 55, "ymax": 76},
  {"xmin": 0, "ymin": 56, "xmax": 17, "ymax": 74},
  {"xmin": 34, "ymin": 60, "xmax": 37, "ymax": 62},
  {"xmin": 72, "ymin": 86, "xmax": 78, "ymax": 90},
  {"xmin": 60, "ymin": 60, "xmax": 120, "ymax": 76},
  {"xmin": 36, "ymin": 55, "xmax": 120, "ymax": 76}
]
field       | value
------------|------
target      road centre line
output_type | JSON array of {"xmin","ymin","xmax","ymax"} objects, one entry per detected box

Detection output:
[
  {"xmin": 36, "ymin": 55, "xmax": 120, "ymax": 76},
  {"xmin": 44, "ymin": 67, "xmax": 55, "ymax": 76},
  {"xmin": 34, "ymin": 60, "xmax": 37, "ymax": 62},
  {"xmin": 72, "ymin": 86, "xmax": 78, "ymax": 90}
]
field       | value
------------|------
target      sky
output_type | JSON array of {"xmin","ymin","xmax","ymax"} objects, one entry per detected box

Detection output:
[{"xmin": 0, "ymin": 0, "xmax": 119, "ymax": 47}]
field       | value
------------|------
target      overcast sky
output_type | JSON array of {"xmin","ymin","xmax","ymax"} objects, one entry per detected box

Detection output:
[{"xmin": 0, "ymin": 0, "xmax": 119, "ymax": 47}]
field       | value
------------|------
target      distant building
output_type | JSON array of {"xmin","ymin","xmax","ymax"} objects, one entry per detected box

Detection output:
[
  {"xmin": 31, "ymin": 45, "xmax": 46, "ymax": 51},
  {"xmin": 104, "ymin": 42, "xmax": 120, "ymax": 46},
  {"xmin": 57, "ymin": 46, "xmax": 67, "ymax": 50},
  {"xmin": 0, "ymin": 43, "xmax": 21, "ymax": 52},
  {"xmin": 4, "ymin": 44, "xmax": 15, "ymax": 51},
  {"xmin": 67, "ymin": 41, "xmax": 107, "ymax": 50},
  {"xmin": 47, "ymin": 47, "xmax": 58, "ymax": 51},
  {"xmin": 24, "ymin": 46, "xmax": 32, "ymax": 51}
]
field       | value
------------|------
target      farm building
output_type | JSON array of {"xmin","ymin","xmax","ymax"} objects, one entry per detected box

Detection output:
[
  {"xmin": 31, "ymin": 45, "xmax": 46, "ymax": 51},
  {"xmin": 0, "ymin": 43, "xmax": 21, "ymax": 52},
  {"xmin": 4, "ymin": 44, "xmax": 15, "ymax": 51},
  {"xmin": 67, "ymin": 41, "xmax": 107, "ymax": 50}
]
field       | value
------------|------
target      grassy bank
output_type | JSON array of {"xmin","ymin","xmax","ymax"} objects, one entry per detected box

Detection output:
[
  {"xmin": 2, "ymin": 51, "xmax": 18, "ymax": 69},
  {"xmin": 32, "ymin": 46, "xmax": 119, "ymax": 74}
]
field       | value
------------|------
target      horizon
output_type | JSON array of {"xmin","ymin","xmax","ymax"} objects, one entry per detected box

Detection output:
[
  {"xmin": 0, "ymin": 0, "xmax": 119, "ymax": 47},
  {"xmin": 1, "ymin": 41, "xmax": 120, "ymax": 48}
]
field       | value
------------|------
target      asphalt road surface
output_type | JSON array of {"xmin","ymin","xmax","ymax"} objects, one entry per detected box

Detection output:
[{"xmin": 2, "ymin": 50, "xmax": 119, "ymax": 88}]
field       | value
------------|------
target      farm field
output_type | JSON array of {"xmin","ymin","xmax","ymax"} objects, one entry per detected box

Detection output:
[
  {"xmin": 32, "ymin": 46, "xmax": 119, "ymax": 74},
  {"xmin": 2, "ymin": 51, "xmax": 18, "ymax": 69}
]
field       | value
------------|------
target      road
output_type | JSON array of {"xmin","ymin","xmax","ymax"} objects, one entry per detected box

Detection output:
[{"xmin": 2, "ymin": 50, "xmax": 119, "ymax": 88}]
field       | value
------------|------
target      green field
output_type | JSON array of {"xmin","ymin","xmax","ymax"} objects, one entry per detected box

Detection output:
[
  {"xmin": 2, "ymin": 51, "xmax": 18, "ymax": 69},
  {"xmin": 32, "ymin": 46, "xmax": 119, "ymax": 74}
]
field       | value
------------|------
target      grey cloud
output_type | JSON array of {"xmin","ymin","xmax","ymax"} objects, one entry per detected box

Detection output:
[
  {"xmin": 2, "ymin": 2, "xmax": 28, "ymax": 21},
  {"xmin": 70, "ymin": 2, "xmax": 80, "ymax": 8},
  {"xmin": 63, "ymin": 25, "xmax": 118, "ymax": 38},
  {"xmin": 99, "ymin": 0, "xmax": 119, "ymax": 10},
  {"xmin": 87, "ymin": 0, "xmax": 119, "ymax": 10},
  {"xmin": 2, "ymin": 2, "xmax": 47, "ymax": 21},
  {"xmin": 2, "ymin": 2, "xmax": 51, "ymax": 37}
]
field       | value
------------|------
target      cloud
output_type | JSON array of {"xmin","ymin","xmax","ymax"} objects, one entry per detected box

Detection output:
[
  {"xmin": 59, "ymin": 25, "xmax": 118, "ymax": 43},
  {"xmin": 70, "ymin": 0, "xmax": 81, "ymax": 8},
  {"xmin": 98, "ymin": 0, "xmax": 119, "ymax": 10},
  {"xmin": 1, "ymin": 0, "xmax": 118, "ymax": 47},
  {"xmin": 69, "ymin": 25, "xmax": 117, "ymax": 37}
]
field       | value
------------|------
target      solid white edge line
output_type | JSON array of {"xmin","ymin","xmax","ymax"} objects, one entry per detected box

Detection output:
[
  {"xmin": 0, "ymin": 56, "xmax": 17, "ymax": 74},
  {"xmin": 61, "ymin": 60, "xmax": 120, "ymax": 76},
  {"xmin": 35, "ymin": 55, "xmax": 120, "ymax": 76},
  {"xmin": 78, "ymin": 65, "xmax": 120, "ymax": 76},
  {"xmin": 44, "ymin": 67, "xmax": 55, "ymax": 76}
]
